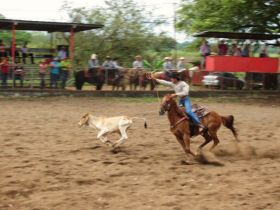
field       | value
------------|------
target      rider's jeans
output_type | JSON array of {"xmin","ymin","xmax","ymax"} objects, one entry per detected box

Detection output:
[{"xmin": 179, "ymin": 96, "xmax": 201, "ymax": 125}]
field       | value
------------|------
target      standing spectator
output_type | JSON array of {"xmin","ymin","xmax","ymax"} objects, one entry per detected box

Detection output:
[
  {"xmin": 57, "ymin": 46, "xmax": 67, "ymax": 60},
  {"xmin": 88, "ymin": 54, "xmax": 100, "ymax": 74},
  {"xmin": 233, "ymin": 46, "xmax": 242, "ymax": 56},
  {"xmin": 241, "ymin": 43, "xmax": 251, "ymax": 57},
  {"xmin": 217, "ymin": 40, "xmax": 228, "ymax": 55},
  {"xmin": 60, "ymin": 57, "xmax": 71, "ymax": 89},
  {"xmin": 13, "ymin": 63, "xmax": 25, "ymax": 87},
  {"xmin": 21, "ymin": 43, "xmax": 34, "ymax": 64},
  {"xmin": 199, "ymin": 40, "xmax": 211, "ymax": 69},
  {"xmin": 229, "ymin": 43, "xmax": 237, "ymax": 55},
  {"xmin": 49, "ymin": 57, "xmax": 60, "ymax": 88},
  {"xmin": 38, "ymin": 59, "xmax": 49, "ymax": 89},
  {"xmin": 177, "ymin": 57, "xmax": 186, "ymax": 72},
  {"xmin": 132, "ymin": 55, "xmax": 143, "ymax": 70},
  {"xmin": 0, "ymin": 40, "xmax": 7, "ymax": 58},
  {"xmin": 163, "ymin": 57, "xmax": 174, "ymax": 77},
  {"xmin": 0, "ymin": 57, "xmax": 9, "ymax": 88},
  {"xmin": 259, "ymin": 43, "xmax": 268, "ymax": 57}
]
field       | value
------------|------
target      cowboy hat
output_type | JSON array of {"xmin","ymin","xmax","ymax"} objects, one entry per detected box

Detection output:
[{"xmin": 91, "ymin": 54, "xmax": 97, "ymax": 59}]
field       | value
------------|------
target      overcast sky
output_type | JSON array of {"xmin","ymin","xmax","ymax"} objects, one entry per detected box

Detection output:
[{"xmin": 0, "ymin": 0, "xmax": 188, "ymax": 42}]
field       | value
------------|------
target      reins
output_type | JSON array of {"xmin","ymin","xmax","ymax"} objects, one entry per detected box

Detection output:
[
  {"xmin": 170, "ymin": 116, "xmax": 188, "ymax": 129},
  {"xmin": 168, "ymin": 100, "xmax": 188, "ymax": 129}
]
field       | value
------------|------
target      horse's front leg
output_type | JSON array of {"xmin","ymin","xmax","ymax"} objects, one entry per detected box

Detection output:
[{"xmin": 182, "ymin": 133, "xmax": 195, "ymax": 157}]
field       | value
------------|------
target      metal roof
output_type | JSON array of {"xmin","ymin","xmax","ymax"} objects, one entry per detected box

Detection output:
[
  {"xmin": 193, "ymin": 31, "xmax": 280, "ymax": 40},
  {"xmin": 0, "ymin": 19, "xmax": 103, "ymax": 32}
]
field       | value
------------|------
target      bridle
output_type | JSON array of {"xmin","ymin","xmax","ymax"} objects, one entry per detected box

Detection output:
[
  {"xmin": 159, "ymin": 96, "xmax": 188, "ymax": 129},
  {"xmin": 159, "ymin": 98, "xmax": 172, "ymax": 115}
]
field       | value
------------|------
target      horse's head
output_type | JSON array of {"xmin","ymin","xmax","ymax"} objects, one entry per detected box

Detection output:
[{"xmin": 159, "ymin": 94, "xmax": 174, "ymax": 115}]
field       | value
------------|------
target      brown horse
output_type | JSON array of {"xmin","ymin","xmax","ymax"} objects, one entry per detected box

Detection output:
[{"xmin": 159, "ymin": 94, "xmax": 238, "ymax": 157}]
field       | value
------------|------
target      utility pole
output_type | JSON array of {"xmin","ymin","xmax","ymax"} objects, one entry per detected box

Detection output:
[{"xmin": 173, "ymin": 2, "xmax": 178, "ymax": 61}]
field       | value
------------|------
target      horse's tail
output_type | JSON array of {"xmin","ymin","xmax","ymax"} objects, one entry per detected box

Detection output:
[
  {"xmin": 221, "ymin": 115, "xmax": 238, "ymax": 141},
  {"xmin": 130, "ymin": 117, "xmax": 147, "ymax": 129}
]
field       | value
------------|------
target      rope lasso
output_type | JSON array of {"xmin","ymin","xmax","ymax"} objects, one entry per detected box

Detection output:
[{"xmin": 147, "ymin": 72, "xmax": 161, "ymax": 105}]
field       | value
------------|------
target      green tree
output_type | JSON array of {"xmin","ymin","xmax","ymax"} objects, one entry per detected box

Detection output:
[
  {"xmin": 0, "ymin": 14, "xmax": 32, "ymax": 45},
  {"xmin": 177, "ymin": 0, "xmax": 280, "ymax": 34},
  {"xmin": 62, "ymin": 0, "xmax": 176, "ymax": 66}
]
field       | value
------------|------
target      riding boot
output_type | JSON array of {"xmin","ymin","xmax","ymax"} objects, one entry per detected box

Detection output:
[{"xmin": 198, "ymin": 124, "xmax": 208, "ymax": 134}]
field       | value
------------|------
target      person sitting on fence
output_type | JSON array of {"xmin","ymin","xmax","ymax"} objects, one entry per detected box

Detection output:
[
  {"xmin": 39, "ymin": 59, "xmax": 49, "ymax": 89},
  {"xmin": 49, "ymin": 57, "xmax": 60, "ymax": 89},
  {"xmin": 259, "ymin": 43, "xmax": 268, "ymax": 58},
  {"xmin": 60, "ymin": 57, "xmax": 71, "ymax": 89},
  {"xmin": 8, "ymin": 44, "xmax": 21, "ymax": 63},
  {"xmin": 163, "ymin": 57, "xmax": 174, "ymax": 78},
  {"xmin": 57, "ymin": 46, "xmax": 68, "ymax": 60},
  {"xmin": 88, "ymin": 53, "xmax": 100, "ymax": 74},
  {"xmin": 0, "ymin": 57, "xmax": 10, "ymax": 88},
  {"xmin": 21, "ymin": 43, "xmax": 34, "ymax": 64},
  {"xmin": 132, "ymin": 55, "xmax": 143, "ymax": 71},
  {"xmin": 0, "ymin": 40, "xmax": 8, "ymax": 58},
  {"xmin": 13, "ymin": 63, "xmax": 25, "ymax": 87}
]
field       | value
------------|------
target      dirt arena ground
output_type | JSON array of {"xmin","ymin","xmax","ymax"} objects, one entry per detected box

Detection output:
[{"xmin": 0, "ymin": 96, "xmax": 280, "ymax": 210}]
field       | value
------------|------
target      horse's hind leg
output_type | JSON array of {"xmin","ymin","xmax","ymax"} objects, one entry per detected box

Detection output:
[
  {"xmin": 199, "ymin": 132, "xmax": 212, "ymax": 149},
  {"xmin": 209, "ymin": 132, "xmax": 220, "ymax": 150}
]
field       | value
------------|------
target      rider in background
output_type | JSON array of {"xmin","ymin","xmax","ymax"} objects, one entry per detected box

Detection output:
[
  {"xmin": 102, "ymin": 56, "xmax": 115, "ymax": 69},
  {"xmin": 177, "ymin": 57, "xmax": 186, "ymax": 72},
  {"xmin": 162, "ymin": 56, "xmax": 174, "ymax": 78},
  {"xmin": 88, "ymin": 54, "xmax": 100, "ymax": 74},
  {"xmin": 132, "ymin": 55, "xmax": 143, "ymax": 70},
  {"xmin": 148, "ymin": 72, "xmax": 207, "ymax": 133}
]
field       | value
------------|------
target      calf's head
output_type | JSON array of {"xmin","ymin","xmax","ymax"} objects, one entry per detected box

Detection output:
[{"xmin": 78, "ymin": 113, "xmax": 90, "ymax": 127}]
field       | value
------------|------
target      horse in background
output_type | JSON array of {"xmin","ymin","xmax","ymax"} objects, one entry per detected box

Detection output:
[
  {"xmin": 132, "ymin": 69, "xmax": 154, "ymax": 90},
  {"xmin": 112, "ymin": 69, "xmax": 130, "ymax": 91},
  {"xmin": 74, "ymin": 68, "xmax": 105, "ymax": 90},
  {"xmin": 112, "ymin": 69, "xmax": 154, "ymax": 91}
]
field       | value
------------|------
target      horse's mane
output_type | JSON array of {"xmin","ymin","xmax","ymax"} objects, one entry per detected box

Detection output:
[{"xmin": 170, "ymin": 98, "xmax": 186, "ymax": 117}]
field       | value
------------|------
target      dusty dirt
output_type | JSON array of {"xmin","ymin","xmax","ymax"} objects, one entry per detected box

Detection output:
[{"xmin": 0, "ymin": 97, "xmax": 280, "ymax": 210}]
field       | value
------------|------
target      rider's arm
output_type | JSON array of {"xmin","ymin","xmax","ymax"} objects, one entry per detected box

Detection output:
[
  {"xmin": 175, "ymin": 82, "xmax": 189, "ymax": 97},
  {"xmin": 155, "ymin": 79, "xmax": 174, "ymax": 87}
]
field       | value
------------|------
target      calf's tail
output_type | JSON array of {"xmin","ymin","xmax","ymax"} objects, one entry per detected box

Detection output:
[
  {"xmin": 130, "ymin": 117, "xmax": 147, "ymax": 129},
  {"xmin": 221, "ymin": 115, "xmax": 238, "ymax": 141}
]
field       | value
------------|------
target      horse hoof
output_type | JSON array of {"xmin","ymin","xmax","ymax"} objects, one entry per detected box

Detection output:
[
  {"xmin": 181, "ymin": 160, "xmax": 191, "ymax": 165},
  {"xmin": 111, "ymin": 146, "xmax": 121, "ymax": 154}
]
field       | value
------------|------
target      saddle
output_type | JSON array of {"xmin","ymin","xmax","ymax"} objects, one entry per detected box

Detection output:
[
  {"xmin": 191, "ymin": 104, "xmax": 210, "ymax": 118},
  {"xmin": 186, "ymin": 104, "xmax": 210, "ymax": 137}
]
